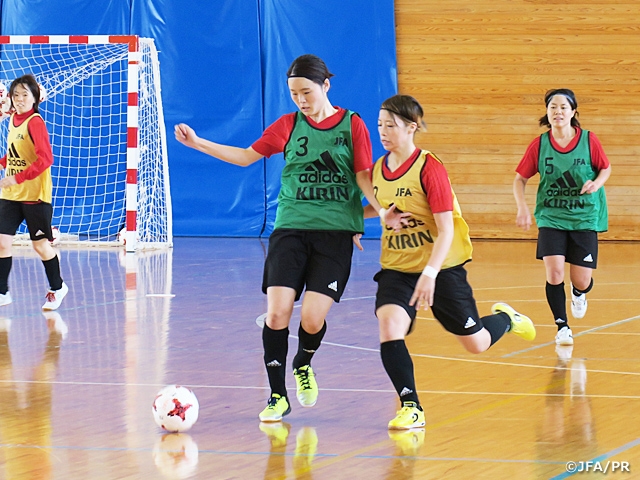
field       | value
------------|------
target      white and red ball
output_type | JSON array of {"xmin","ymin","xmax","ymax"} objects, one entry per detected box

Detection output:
[
  {"xmin": 0, "ymin": 81, "xmax": 11, "ymax": 119},
  {"xmin": 152, "ymin": 385, "xmax": 199, "ymax": 433},
  {"xmin": 38, "ymin": 83, "xmax": 47, "ymax": 102},
  {"xmin": 118, "ymin": 227, "xmax": 127, "ymax": 245},
  {"xmin": 50, "ymin": 226, "xmax": 61, "ymax": 246}
]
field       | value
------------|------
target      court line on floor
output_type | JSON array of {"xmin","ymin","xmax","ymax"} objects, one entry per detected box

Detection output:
[
  {"xmin": 471, "ymin": 280, "xmax": 639, "ymax": 291},
  {"xmin": 502, "ymin": 313, "xmax": 640, "ymax": 358},
  {"xmin": 0, "ymin": 442, "xmax": 340, "ymax": 458},
  {"xmin": 322, "ymin": 336, "xmax": 640, "ymax": 378},
  {"xmin": 4, "ymin": 379, "xmax": 640, "ymax": 402},
  {"xmin": 255, "ymin": 312, "xmax": 640, "ymax": 377},
  {"xmin": 548, "ymin": 437, "xmax": 640, "ymax": 480}
]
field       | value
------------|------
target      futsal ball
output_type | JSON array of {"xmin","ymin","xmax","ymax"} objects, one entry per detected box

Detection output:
[
  {"xmin": 152, "ymin": 385, "xmax": 199, "ymax": 433},
  {"xmin": 50, "ymin": 226, "xmax": 61, "ymax": 246},
  {"xmin": 117, "ymin": 227, "xmax": 127, "ymax": 246},
  {"xmin": 0, "ymin": 82, "xmax": 10, "ymax": 118}
]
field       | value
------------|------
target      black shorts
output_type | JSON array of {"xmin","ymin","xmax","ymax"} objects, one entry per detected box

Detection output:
[
  {"xmin": 262, "ymin": 229, "xmax": 354, "ymax": 302},
  {"xmin": 536, "ymin": 227, "xmax": 598, "ymax": 268},
  {"xmin": 0, "ymin": 199, "xmax": 53, "ymax": 241},
  {"xmin": 374, "ymin": 265, "xmax": 483, "ymax": 336}
]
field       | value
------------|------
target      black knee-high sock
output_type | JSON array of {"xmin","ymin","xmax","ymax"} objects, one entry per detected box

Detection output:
[
  {"xmin": 572, "ymin": 278, "xmax": 594, "ymax": 296},
  {"xmin": 263, "ymin": 324, "xmax": 289, "ymax": 397},
  {"xmin": 381, "ymin": 340, "xmax": 420, "ymax": 405},
  {"xmin": 546, "ymin": 282, "xmax": 568, "ymax": 330},
  {"xmin": 0, "ymin": 257, "xmax": 12, "ymax": 294},
  {"xmin": 293, "ymin": 321, "xmax": 326, "ymax": 370},
  {"xmin": 481, "ymin": 313, "xmax": 511, "ymax": 346},
  {"xmin": 42, "ymin": 256, "xmax": 63, "ymax": 291}
]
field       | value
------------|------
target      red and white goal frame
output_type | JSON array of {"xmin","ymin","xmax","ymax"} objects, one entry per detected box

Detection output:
[{"xmin": 0, "ymin": 35, "xmax": 172, "ymax": 252}]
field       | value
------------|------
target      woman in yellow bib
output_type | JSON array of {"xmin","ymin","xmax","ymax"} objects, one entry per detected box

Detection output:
[
  {"xmin": 367, "ymin": 95, "xmax": 536, "ymax": 429},
  {"xmin": 0, "ymin": 74, "xmax": 68, "ymax": 310}
]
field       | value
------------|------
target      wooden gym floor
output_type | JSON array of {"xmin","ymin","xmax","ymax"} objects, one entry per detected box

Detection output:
[{"xmin": 0, "ymin": 237, "xmax": 639, "ymax": 479}]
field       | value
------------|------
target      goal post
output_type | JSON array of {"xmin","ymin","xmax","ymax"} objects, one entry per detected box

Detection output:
[{"xmin": 0, "ymin": 35, "xmax": 172, "ymax": 251}]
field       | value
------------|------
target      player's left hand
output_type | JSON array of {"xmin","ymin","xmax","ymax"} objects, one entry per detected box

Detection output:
[
  {"xmin": 409, "ymin": 274, "xmax": 436, "ymax": 310},
  {"xmin": 0, "ymin": 175, "xmax": 17, "ymax": 189},
  {"xmin": 580, "ymin": 180, "xmax": 599, "ymax": 194},
  {"xmin": 352, "ymin": 234, "xmax": 363, "ymax": 251},
  {"xmin": 382, "ymin": 204, "xmax": 411, "ymax": 233}
]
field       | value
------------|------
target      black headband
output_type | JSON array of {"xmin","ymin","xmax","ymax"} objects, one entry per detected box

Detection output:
[
  {"xmin": 381, "ymin": 107, "xmax": 415, "ymax": 124},
  {"xmin": 546, "ymin": 92, "xmax": 576, "ymax": 109}
]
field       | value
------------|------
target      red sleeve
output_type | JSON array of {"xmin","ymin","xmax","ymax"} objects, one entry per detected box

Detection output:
[
  {"xmin": 515, "ymin": 136, "xmax": 541, "ymax": 178},
  {"xmin": 350, "ymin": 114, "xmax": 372, "ymax": 173},
  {"xmin": 15, "ymin": 116, "xmax": 54, "ymax": 183},
  {"xmin": 421, "ymin": 153, "xmax": 454, "ymax": 213},
  {"xmin": 588, "ymin": 132, "xmax": 610, "ymax": 170},
  {"xmin": 251, "ymin": 113, "xmax": 296, "ymax": 158},
  {"xmin": 0, "ymin": 153, "xmax": 5, "ymax": 169}
]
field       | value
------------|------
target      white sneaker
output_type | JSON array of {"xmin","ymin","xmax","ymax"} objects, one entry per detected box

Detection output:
[
  {"xmin": 571, "ymin": 285, "xmax": 587, "ymax": 319},
  {"xmin": 555, "ymin": 326, "xmax": 574, "ymax": 346},
  {"xmin": 42, "ymin": 282, "xmax": 69, "ymax": 311},
  {"xmin": 0, "ymin": 292, "xmax": 12, "ymax": 307}
]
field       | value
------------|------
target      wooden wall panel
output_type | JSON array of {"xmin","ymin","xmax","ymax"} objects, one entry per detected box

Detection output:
[{"xmin": 395, "ymin": 0, "xmax": 640, "ymax": 240}]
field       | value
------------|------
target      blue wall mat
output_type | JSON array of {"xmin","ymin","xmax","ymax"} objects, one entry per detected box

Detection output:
[
  {"xmin": 0, "ymin": 0, "xmax": 397, "ymax": 238},
  {"xmin": 259, "ymin": 0, "xmax": 397, "ymax": 238},
  {"xmin": 1, "ymin": 1, "xmax": 131, "ymax": 238},
  {"xmin": 1, "ymin": 0, "xmax": 130, "ymax": 34},
  {"xmin": 132, "ymin": 1, "xmax": 266, "ymax": 236}
]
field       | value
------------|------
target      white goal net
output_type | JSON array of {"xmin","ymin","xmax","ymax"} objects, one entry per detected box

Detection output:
[{"xmin": 0, "ymin": 36, "xmax": 172, "ymax": 251}]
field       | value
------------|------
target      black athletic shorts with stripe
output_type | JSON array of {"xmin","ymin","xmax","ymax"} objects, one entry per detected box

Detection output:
[
  {"xmin": 536, "ymin": 227, "xmax": 599, "ymax": 268},
  {"xmin": 0, "ymin": 199, "xmax": 53, "ymax": 241},
  {"xmin": 262, "ymin": 229, "xmax": 354, "ymax": 302},
  {"xmin": 374, "ymin": 264, "xmax": 484, "ymax": 336}
]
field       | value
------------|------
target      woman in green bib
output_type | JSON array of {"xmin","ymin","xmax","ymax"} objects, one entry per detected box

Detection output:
[
  {"xmin": 175, "ymin": 54, "xmax": 403, "ymax": 423},
  {"xmin": 513, "ymin": 89, "xmax": 611, "ymax": 347}
]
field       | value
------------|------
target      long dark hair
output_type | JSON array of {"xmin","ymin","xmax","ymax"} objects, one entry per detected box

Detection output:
[
  {"xmin": 9, "ymin": 74, "xmax": 42, "ymax": 113},
  {"xmin": 539, "ymin": 88, "xmax": 580, "ymax": 128}
]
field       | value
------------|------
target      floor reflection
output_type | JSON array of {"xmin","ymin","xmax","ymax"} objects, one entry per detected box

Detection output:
[
  {"xmin": 536, "ymin": 346, "xmax": 595, "ymax": 476},
  {"xmin": 0, "ymin": 239, "xmax": 637, "ymax": 478},
  {"xmin": 260, "ymin": 423, "xmax": 318, "ymax": 479},
  {"xmin": 152, "ymin": 433, "xmax": 199, "ymax": 479},
  {"xmin": 0, "ymin": 313, "xmax": 66, "ymax": 479},
  {"xmin": 385, "ymin": 429, "xmax": 425, "ymax": 479}
]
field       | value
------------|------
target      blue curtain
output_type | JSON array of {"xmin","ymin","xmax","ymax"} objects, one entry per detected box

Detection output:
[{"xmin": 0, "ymin": 0, "xmax": 396, "ymax": 237}]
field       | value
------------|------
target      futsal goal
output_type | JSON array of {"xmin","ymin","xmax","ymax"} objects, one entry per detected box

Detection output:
[{"xmin": 0, "ymin": 35, "xmax": 172, "ymax": 251}]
